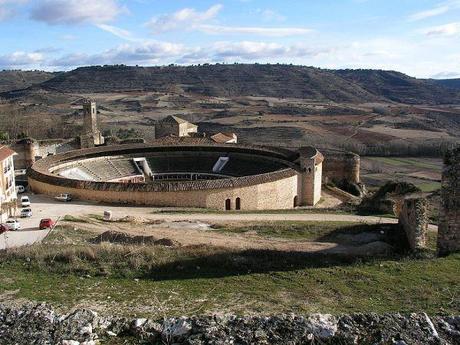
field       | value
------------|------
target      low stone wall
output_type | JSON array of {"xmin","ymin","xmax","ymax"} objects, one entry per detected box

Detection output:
[
  {"xmin": 438, "ymin": 147, "xmax": 460, "ymax": 257},
  {"xmin": 1, "ymin": 304, "xmax": 458, "ymax": 345},
  {"xmin": 396, "ymin": 197, "xmax": 428, "ymax": 251}
]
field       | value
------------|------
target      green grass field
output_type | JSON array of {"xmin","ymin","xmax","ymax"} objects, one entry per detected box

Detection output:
[
  {"xmin": 367, "ymin": 157, "xmax": 441, "ymax": 170},
  {"xmin": 213, "ymin": 221, "xmax": 385, "ymax": 241},
  {"xmin": 0, "ymin": 222, "xmax": 457, "ymax": 317},
  {"xmin": 0, "ymin": 251, "xmax": 458, "ymax": 316}
]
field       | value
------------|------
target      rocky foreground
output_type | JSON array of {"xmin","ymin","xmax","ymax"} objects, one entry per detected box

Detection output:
[{"xmin": 0, "ymin": 304, "xmax": 459, "ymax": 344}]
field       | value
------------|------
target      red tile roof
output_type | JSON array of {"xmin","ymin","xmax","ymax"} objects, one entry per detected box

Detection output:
[
  {"xmin": 210, "ymin": 132, "xmax": 236, "ymax": 143},
  {"xmin": 0, "ymin": 146, "xmax": 16, "ymax": 162}
]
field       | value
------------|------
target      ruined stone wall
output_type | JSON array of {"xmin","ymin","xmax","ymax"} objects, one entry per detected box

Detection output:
[
  {"xmin": 10, "ymin": 139, "xmax": 73, "ymax": 170},
  {"xmin": 438, "ymin": 147, "xmax": 460, "ymax": 256},
  {"xmin": 322, "ymin": 150, "xmax": 360, "ymax": 184},
  {"xmin": 397, "ymin": 197, "xmax": 428, "ymax": 251},
  {"xmin": 9, "ymin": 140, "xmax": 38, "ymax": 170}
]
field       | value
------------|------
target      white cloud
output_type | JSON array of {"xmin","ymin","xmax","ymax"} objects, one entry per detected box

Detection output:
[
  {"xmin": 423, "ymin": 22, "xmax": 460, "ymax": 36},
  {"xmin": 52, "ymin": 41, "xmax": 187, "ymax": 67},
  {"xmin": 408, "ymin": 6, "xmax": 449, "ymax": 21},
  {"xmin": 146, "ymin": 4, "xmax": 311, "ymax": 37},
  {"xmin": 0, "ymin": 0, "xmax": 26, "ymax": 21},
  {"xmin": 210, "ymin": 41, "xmax": 328, "ymax": 60},
  {"xmin": 197, "ymin": 25, "xmax": 311, "ymax": 37},
  {"xmin": 408, "ymin": 0, "xmax": 460, "ymax": 21},
  {"xmin": 146, "ymin": 4, "xmax": 223, "ymax": 33},
  {"xmin": 256, "ymin": 9, "xmax": 286, "ymax": 22},
  {"xmin": 0, "ymin": 7, "xmax": 11, "ymax": 21},
  {"xmin": 30, "ymin": 0, "xmax": 124, "ymax": 25},
  {"xmin": 96, "ymin": 24, "xmax": 137, "ymax": 41},
  {"xmin": 0, "ymin": 51, "xmax": 45, "ymax": 68},
  {"xmin": 2, "ymin": 32, "xmax": 458, "ymax": 80},
  {"xmin": 431, "ymin": 71, "xmax": 460, "ymax": 78}
]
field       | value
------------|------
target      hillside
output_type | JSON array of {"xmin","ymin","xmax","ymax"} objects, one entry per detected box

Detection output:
[
  {"xmin": 0, "ymin": 70, "xmax": 56, "ymax": 93},
  {"xmin": 2, "ymin": 65, "xmax": 460, "ymax": 104},
  {"xmin": 38, "ymin": 64, "xmax": 379, "ymax": 103},
  {"xmin": 332, "ymin": 69, "xmax": 460, "ymax": 104},
  {"xmin": 432, "ymin": 78, "xmax": 460, "ymax": 90}
]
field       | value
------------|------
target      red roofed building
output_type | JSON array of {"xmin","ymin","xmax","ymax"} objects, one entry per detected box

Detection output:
[{"xmin": 0, "ymin": 146, "xmax": 18, "ymax": 222}]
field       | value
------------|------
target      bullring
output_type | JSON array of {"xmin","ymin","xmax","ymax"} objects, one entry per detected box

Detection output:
[{"xmin": 28, "ymin": 142, "xmax": 323, "ymax": 210}]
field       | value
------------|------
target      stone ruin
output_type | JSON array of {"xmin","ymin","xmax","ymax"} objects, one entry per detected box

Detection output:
[
  {"xmin": 437, "ymin": 147, "xmax": 460, "ymax": 257},
  {"xmin": 396, "ymin": 196, "xmax": 428, "ymax": 251},
  {"xmin": 393, "ymin": 147, "xmax": 459, "ymax": 255}
]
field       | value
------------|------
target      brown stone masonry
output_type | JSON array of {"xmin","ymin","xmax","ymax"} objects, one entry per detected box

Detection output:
[{"xmin": 437, "ymin": 147, "xmax": 460, "ymax": 256}]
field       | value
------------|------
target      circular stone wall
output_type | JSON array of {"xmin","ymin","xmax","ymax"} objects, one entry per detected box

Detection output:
[{"xmin": 28, "ymin": 143, "xmax": 302, "ymax": 211}]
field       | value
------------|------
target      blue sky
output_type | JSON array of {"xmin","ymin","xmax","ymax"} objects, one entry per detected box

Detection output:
[{"xmin": 0, "ymin": 0, "xmax": 459, "ymax": 78}]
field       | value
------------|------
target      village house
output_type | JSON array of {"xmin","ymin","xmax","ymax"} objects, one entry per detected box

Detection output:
[{"xmin": 0, "ymin": 145, "xmax": 17, "ymax": 222}]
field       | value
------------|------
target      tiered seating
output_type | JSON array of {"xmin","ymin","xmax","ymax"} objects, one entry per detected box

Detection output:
[
  {"xmin": 59, "ymin": 166, "xmax": 98, "ymax": 181},
  {"xmin": 59, "ymin": 158, "xmax": 142, "ymax": 182},
  {"xmin": 111, "ymin": 159, "xmax": 140, "ymax": 177},
  {"xmin": 147, "ymin": 153, "xmax": 286, "ymax": 178}
]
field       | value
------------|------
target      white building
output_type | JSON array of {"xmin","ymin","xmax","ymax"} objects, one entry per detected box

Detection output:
[{"xmin": 0, "ymin": 146, "xmax": 17, "ymax": 222}]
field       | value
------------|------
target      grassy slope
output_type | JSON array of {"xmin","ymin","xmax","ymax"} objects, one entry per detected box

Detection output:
[
  {"xmin": 363, "ymin": 157, "xmax": 443, "ymax": 193},
  {"xmin": 1, "ymin": 254, "xmax": 458, "ymax": 316},
  {"xmin": 0, "ymin": 223, "xmax": 458, "ymax": 317}
]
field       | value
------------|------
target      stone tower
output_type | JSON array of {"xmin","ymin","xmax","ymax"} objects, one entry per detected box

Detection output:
[
  {"xmin": 80, "ymin": 99, "xmax": 104, "ymax": 148},
  {"xmin": 297, "ymin": 147, "xmax": 323, "ymax": 206},
  {"xmin": 437, "ymin": 147, "xmax": 460, "ymax": 257}
]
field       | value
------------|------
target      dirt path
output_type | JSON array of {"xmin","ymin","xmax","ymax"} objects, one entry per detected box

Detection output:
[
  {"xmin": 26, "ymin": 194, "xmax": 399, "ymax": 226},
  {"xmin": 74, "ymin": 220, "xmax": 392, "ymax": 256},
  {"xmin": 21, "ymin": 193, "xmax": 430, "ymax": 256}
]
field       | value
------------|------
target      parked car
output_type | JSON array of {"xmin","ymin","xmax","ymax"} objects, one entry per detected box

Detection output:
[
  {"xmin": 0, "ymin": 223, "xmax": 10, "ymax": 234},
  {"xmin": 5, "ymin": 219, "xmax": 21, "ymax": 231},
  {"xmin": 39, "ymin": 218, "xmax": 55, "ymax": 230},
  {"xmin": 20, "ymin": 208, "xmax": 33, "ymax": 218},
  {"xmin": 20, "ymin": 195, "xmax": 31, "ymax": 207},
  {"xmin": 55, "ymin": 193, "xmax": 72, "ymax": 202},
  {"xmin": 16, "ymin": 185, "xmax": 25, "ymax": 194}
]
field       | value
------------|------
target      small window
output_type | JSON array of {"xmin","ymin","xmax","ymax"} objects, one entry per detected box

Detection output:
[
  {"xmin": 235, "ymin": 197, "xmax": 241, "ymax": 210},
  {"xmin": 225, "ymin": 198, "xmax": 231, "ymax": 211}
]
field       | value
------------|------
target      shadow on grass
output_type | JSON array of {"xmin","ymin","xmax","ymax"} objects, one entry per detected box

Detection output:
[
  {"xmin": 141, "ymin": 249, "xmax": 371, "ymax": 281},
  {"xmin": 138, "ymin": 224, "xmax": 414, "ymax": 281},
  {"xmin": 3, "ymin": 224, "xmax": 420, "ymax": 282}
]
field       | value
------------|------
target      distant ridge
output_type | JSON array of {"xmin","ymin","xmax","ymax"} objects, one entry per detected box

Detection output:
[
  {"xmin": 0, "ymin": 70, "xmax": 56, "ymax": 93},
  {"xmin": 432, "ymin": 78, "xmax": 460, "ymax": 90},
  {"xmin": 2, "ymin": 64, "xmax": 460, "ymax": 104}
]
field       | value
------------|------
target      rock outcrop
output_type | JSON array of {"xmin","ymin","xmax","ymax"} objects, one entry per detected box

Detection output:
[{"xmin": 1, "ymin": 304, "xmax": 460, "ymax": 344}]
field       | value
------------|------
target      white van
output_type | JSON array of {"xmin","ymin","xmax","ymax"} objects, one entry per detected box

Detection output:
[{"xmin": 20, "ymin": 195, "xmax": 31, "ymax": 207}]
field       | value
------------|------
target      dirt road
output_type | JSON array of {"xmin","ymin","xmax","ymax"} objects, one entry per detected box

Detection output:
[{"xmin": 22, "ymin": 194, "xmax": 402, "ymax": 225}]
